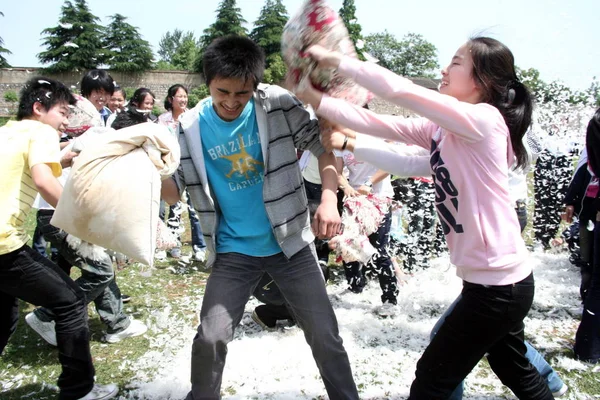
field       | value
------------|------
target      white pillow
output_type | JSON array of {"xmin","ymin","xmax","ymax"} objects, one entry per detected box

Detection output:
[{"xmin": 51, "ymin": 122, "xmax": 180, "ymax": 267}]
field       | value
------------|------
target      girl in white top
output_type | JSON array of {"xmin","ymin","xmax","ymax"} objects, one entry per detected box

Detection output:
[
  {"xmin": 296, "ymin": 37, "xmax": 553, "ymax": 399},
  {"xmin": 336, "ymin": 148, "xmax": 398, "ymax": 315}
]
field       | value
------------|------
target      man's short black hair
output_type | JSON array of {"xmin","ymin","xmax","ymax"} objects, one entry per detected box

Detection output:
[
  {"xmin": 111, "ymin": 107, "xmax": 149, "ymax": 130},
  {"xmin": 17, "ymin": 77, "xmax": 76, "ymax": 121},
  {"xmin": 80, "ymin": 69, "xmax": 115, "ymax": 98},
  {"xmin": 203, "ymin": 35, "xmax": 265, "ymax": 90}
]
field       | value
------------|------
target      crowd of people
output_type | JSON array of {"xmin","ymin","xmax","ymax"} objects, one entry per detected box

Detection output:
[{"xmin": 0, "ymin": 33, "xmax": 598, "ymax": 400}]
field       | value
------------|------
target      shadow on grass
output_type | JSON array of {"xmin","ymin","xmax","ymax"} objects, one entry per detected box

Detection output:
[{"xmin": 0, "ymin": 383, "xmax": 58, "ymax": 400}]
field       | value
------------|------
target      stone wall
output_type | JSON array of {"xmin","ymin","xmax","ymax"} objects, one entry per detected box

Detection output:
[{"xmin": 0, "ymin": 68, "xmax": 206, "ymax": 116}]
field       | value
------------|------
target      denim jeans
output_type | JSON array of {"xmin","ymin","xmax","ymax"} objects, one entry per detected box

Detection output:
[
  {"xmin": 186, "ymin": 246, "xmax": 359, "ymax": 400},
  {"xmin": 409, "ymin": 273, "xmax": 553, "ymax": 399},
  {"xmin": 32, "ymin": 223, "xmax": 52, "ymax": 257},
  {"xmin": 34, "ymin": 210, "xmax": 129, "ymax": 334},
  {"xmin": 159, "ymin": 191, "xmax": 207, "ymax": 252},
  {"xmin": 0, "ymin": 245, "xmax": 95, "ymax": 399},
  {"xmin": 431, "ymin": 294, "xmax": 565, "ymax": 399},
  {"xmin": 515, "ymin": 199, "xmax": 528, "ymax": 233},
  {"xmin": 344, "ymin": 210, "xmax": 398, "ymax": 304},
  {"xmin": 33, "ymin": 210, "xmax": 70, "ymax": 274}
]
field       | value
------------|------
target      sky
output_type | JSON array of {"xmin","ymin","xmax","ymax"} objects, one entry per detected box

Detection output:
[{"xmin": 1, "ymin": 0, "xmax": 598, "ymax": 91}]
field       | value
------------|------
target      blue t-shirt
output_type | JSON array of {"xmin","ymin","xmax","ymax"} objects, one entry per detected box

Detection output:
[{"xmin": 199, "ymin": 98, "xmax": 281, "ymax": 256}]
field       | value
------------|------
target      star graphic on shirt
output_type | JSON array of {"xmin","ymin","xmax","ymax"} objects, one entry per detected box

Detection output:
[{"xmin": 221, "ymin": 135, "xmax": 263, "ymax": 179}]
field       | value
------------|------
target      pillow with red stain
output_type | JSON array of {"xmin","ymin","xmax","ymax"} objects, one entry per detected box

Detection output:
[{"xmin": 281, "ymin": 0, "xmax": 372, "ymax": 106}]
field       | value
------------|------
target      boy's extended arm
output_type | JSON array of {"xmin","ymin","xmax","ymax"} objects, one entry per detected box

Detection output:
[
  {"xmin": 31, "ymin": 164, "xmax": 63, "ymax": 209},
  {"xmin": 313, "ymin": 151, "xmax": 341, "ymax": 238},
  {"xmin": 161, "ymin": 177, "xmax": 181, "ymax": 205}
]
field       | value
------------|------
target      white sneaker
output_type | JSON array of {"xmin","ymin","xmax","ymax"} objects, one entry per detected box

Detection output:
[
  {"xmin": 25, "ymin": 312, "xmax": 57, "ymax": 346},
  {"xmin": 376, "ymin": 302, "xmax": 396, "ymax": 318},
  {"xmin": 77, "ymin": 383, "xmax": 118, "ymax": 400},
  {"xmin": 155, "ymin": 249, "xmax": 167, "ymax": 261},
  {"xmin": 552, "ymin": 384, "xmax": 568, "ymax": 397},
  {"xmin": 194, "ymin": 248, "xmax": 207, "ymax": 262},
  {"xmin": 567, "ymin": 305, "xmax": 584, "ymax": 317},
  {"xmin": 104, "ymin": 319, "xmax": 147, "ymax": 343}
]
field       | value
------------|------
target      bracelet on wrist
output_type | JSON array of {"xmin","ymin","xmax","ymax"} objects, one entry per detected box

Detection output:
[{"xmin": 341, "ymin": 136, "xmax": 349, "ymax": 151}]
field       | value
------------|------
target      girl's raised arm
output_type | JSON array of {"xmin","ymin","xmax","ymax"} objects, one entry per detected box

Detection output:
[
  {"xmin": 336, "ymin": 56, "xmax": 500, "ymax": 143},
  {"xmin": 352, "ymin": 135, "xmax": 431, "ymax": 178},
  {"xmin": 317, "ymin": 95, "xmax": 432, "ymax": 150}
]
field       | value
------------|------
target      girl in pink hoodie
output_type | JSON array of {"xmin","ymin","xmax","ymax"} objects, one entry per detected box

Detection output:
[{"xmin": 296, "ymin": 37, "xmax": 553, "ymax": 399}]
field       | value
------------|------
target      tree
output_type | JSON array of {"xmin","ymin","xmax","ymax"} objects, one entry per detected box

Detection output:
[
  {"xmin": 363, "ymin": 31, "xmax": 402, "ymax": 72},
  {"xmin": 0, "ymin": 12, "xmax": 11, "ymax": 68},
  {"xmin": 158, "ymin": 29, "xmax": 184, "ymax": 63},
  {"xmin": 250, "ymin": 0, "xmax": 288, "ymax": 57},
  {"xmin": 517, "ymin": 66, "xmax": 589, "ymax": 106},
  {"xmin": 396, "ymin": 33, "xmax": 439, "ymax": 78},
  {"xmin": 263, "ymin": 53, "xmax": 287, "ymax": 84},
  {"xmin": 188, "ymin": 85, "xmax": 210, "ymax": 108},
  {"xmin": 194, "ymin": 0, "xmax": 248, "ymax": 72},
  {"xmin": 517, "ymin": 67, "xmax": 547, "ymax": 100},
  {"xmin": 103, "ymin": 14, "xmax": 153, "ymax": 72},
  {"xmin": 171, "ymin": 32, "xmax": 200, "ymax": 71},
  {"xmin": 338, "ymin": 0, "xmax": 365, "ymax": 60},
  {"xmin": 38, "ymin": 0, "xmax": 107, "ymax": 72},
  {"xmin": 157, "ymin": 29, "xmax": 200, "ymax": 71},
  {"xmin": 250, "ymin": 0, "xmax": 288, "ymax": 82},
  {"xmin": 586, "ymin": 77, "xmax": 600, "ymax": 108},
  {"xmin": 364, "ymin": 31, "xmax": 438, "ymax": 77}
]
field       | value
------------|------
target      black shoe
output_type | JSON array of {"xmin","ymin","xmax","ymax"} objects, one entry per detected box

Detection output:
[
  {"xmin": 122, "ymin": 294, "xmax": 131, "ymax": 304},
  {"xmin": 252, "ymin": 306, "xmax": 277, "ymax": 331}
]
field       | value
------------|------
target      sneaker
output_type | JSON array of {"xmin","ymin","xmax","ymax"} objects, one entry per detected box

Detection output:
[
  {"xmin": 194, "ymin": 248, "xmax": 207, "ymax": 262},
  {"xmin": 169, "ymin": 247, "xmax": 182, "ymax": 259},
  {"xmin": 104, "ymin": 319, "xmax": 147, "ymax": 343},
  {"xmin": 376, "ymin": 302, "xmax": 397, "ymax": 318},
  {"xmin": 251, "ymin": 308, "xmax": 277, "ymax": 332},
  {"xmin": 121, "ymin": 294, "xmax": 131, "ymax": 304},
  {"xmin": 155, "ymin": 249, "xmax": 167, "ymax": 261},
  {"xmin": 77, "ymin": 383, "xmax": 118, "ymax": 400},
  {"xmin": 552, "ymin": 384, "xmax": 568, "ymax": 397},
  {"xmin": 25, "ymin": 312, "xmax": 57, "ymax": 346},
  {"xmin": 567, "ymin": 305, "xmax": 584, "ymax": 317}
]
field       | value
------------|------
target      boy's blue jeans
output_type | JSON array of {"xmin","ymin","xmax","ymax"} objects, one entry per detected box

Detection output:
[
  {"xmin": 186, "ymin": 245, "xmax": 359, "ymax": 400},
  {"xmin": 159, "ymin": 192, "xmax": 207, "ymax": 252},
  {"xmin": 33, "ymin": 210, "xmax": 129, "ymax": 334},
  {"xmin": 430, "ymin": 293, "xmax": 564, "ymax": 399}
]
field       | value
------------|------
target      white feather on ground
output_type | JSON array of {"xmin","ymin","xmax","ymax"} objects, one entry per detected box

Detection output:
[{"xmin": 120, "ymin": 249, "xmax": 592, "ymax": 400}]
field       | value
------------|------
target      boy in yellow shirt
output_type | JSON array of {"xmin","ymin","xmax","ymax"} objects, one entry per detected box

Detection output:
[{"xmin": 0, "ymin": 77, "xmax": 117, "ymax": 400}]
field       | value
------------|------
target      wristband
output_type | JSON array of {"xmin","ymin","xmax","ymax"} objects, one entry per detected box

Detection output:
[{"xmin": 341, "ymin": 136, "xmax": 349, "ymax": 151}]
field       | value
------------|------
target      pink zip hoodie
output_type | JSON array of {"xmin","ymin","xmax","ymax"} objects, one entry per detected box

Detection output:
[{"xmin": 317, "ymin": 57, "xmax": 531, "ymax": 285}]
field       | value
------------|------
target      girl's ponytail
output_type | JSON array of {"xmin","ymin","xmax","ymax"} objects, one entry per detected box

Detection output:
[
  {"xmin": 497, "ymin": 80, "xmax": 533, "ymax": 169},
  {"xmin": 468, "ymin": 37, "xmax": 534, "ymax": 170}
]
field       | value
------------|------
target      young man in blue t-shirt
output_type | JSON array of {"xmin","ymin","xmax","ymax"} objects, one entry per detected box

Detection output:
[{"xmin": 161, "ymin": 35, "xmax": 358, "ymax": 399}]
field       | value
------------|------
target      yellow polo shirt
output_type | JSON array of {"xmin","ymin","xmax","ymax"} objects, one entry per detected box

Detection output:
[{"xmin": 0, "ymin": 120, "xmax": 62, "ymax": 255}]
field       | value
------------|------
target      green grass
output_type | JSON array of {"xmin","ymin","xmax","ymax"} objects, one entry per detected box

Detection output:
[
  {"xmin": 0, "ymin": 116, "xmax": 14, "ymax": 127},
  {"xmin": 0, "ymin": 211, "xmax": 210, "ymax": 399}
]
